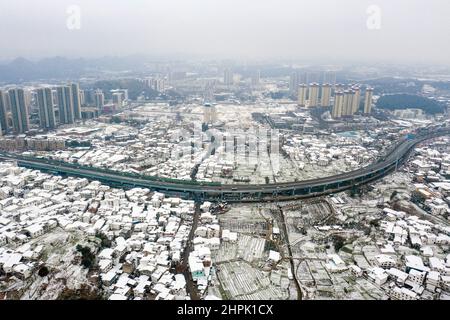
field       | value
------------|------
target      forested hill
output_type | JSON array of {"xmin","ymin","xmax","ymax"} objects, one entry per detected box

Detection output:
[{"xmin": 376, "ymin": 94, "xmax": 445, "ymax": 114}]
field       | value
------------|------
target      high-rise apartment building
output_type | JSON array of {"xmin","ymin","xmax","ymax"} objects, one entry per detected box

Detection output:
[
  {"xmin": 8, "ymin": 88, "xmax": 29, "ymax": 134},
  {"xmin": 71, "ymin": 83, "xmax": 82, "ymax": 120},
  {"xmin": 332, "ymin": 91, "xmax": 344, "ymax": 118},
  {"xmin": 321, "ymin": 83, "xmax": 332, "ymax": 107},
  {"xmin": 57, "ymin": 86, "xmax": 74, "ymax": 124},
  {"xmin": 224, "ymin": 69, "xmax": 233, "ymax": 86},
  {"xmin": 298, "ymin": 84, "xmax": 307, "ymax": 107},
  {"xmin": 36, "ymin": 88, "xmax": 56, "ymax": 129},
  {"xmin": 51, "ymin": 89, "xmax": 58, "ymax": 106},
  {"xmin": 0, "ymin": 90, "xmax": 8, "ymax": 134},
  {"xmin": 342, "ymin": 90, "xmax": 354, "ymax": 116},
  {"xmin": 79, "ymin": 89, "xmax": 85, "ymax": 105},
  {"xmin": 351, "ymin": 86, "xmax": 361, "ymax": 114},
  {"xmin": 154, "ymin": 79, "xmax": 165, "ymax": 92},
  {"xmin": 94, "ymin": 90, "xmax": 105, "ymax": 110},
  {"xmin": 111, "ymin": 89, "xmax": 128, "ymax": 102},
  {"xmin": 364, "ymin": 87, "xmax": 374, "ymax": 114},
  {"xmin": 289, "ymin": 72, "xmax": 299, "ymax": 96},
  {"xmin": 112, "ymin": 93, "xmax": 123, "ymax": 109},
  {"xmin": 308, "ymin": 83, "xmax": 320, "ymax": 107},
  {"xmin": 251, "ymin": 70, "xmax": 261, "ymax": 86}
]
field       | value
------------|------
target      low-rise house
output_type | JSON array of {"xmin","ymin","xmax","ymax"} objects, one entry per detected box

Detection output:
[
  {"xmin": 389, "ymin": 286, "xmax": 418, "ymax": 300},
  {"xmin": 133, "ymin": 275, "xmax": 151, "ymax": 298},
  {"xmin": 151, "ymin": 265, "xmax": 168, "ymax": 283},
  {"xmin": 436, "ymin": 234, "xmax": 450, "ymax": 245},
  {"xmin": 367, "ymin": 267, "xmax": 388, "ymax": 285},
  {"xmin": 195, "ymin": 226, "xmax": 208, "ymax": 238},
  {"xmin": 268, "ymin": 250, "xmax": 282, "ymax": 264},
  {"xmin": 374, "ymin": 254, "xmax": 397, "ymax": 269},
  {"xmin": 198, "ymin": 246, "xmax": 211, "ymax": 261},
  {"xmin": 429, "ymin": 257, "xmax": 446, "ymax": 272},
  {"xmin": 420, "ymin": 246, "xmax": 433, "ymax": 257},
  {"xmin": 387, "ymin": 268, "xmax": 408, "ymax": 285},
  {"xmin": 405, "ymin": 255, "xmax": 430, "ymax": 273},
  {"xmin": 426, "ymin": 271, "xmax": 440, "ymax": 292},
  {"xmin": 188, "ymin": 254, "xmax": 206, "ymax": 282},
  {"xmin": 171, "ymin": 274, "xmax": 186, "ymax": 294},
  {"xmin": 441, "ymin": 275, "xmax": 450, "ymax": 290},
  {"xmin": 98, "ymin": 248, "xmax": 114, "ymax": 260},
  {"xmin": 222, "ymin": 229, "xmax": 237, "ymax": 242},
  {"xmin": 349, "ymin": 264, "xmax": 363, "ymax": 277},
  {"xmin": 109, "ymin": 293, "xmax": 128, "ymax": 300},
  {"xmin": 2, "ymin": 253, "xmax": 22, "ymax": 273},
  {"xmin": 0, "ymin": 235, "xmax": 7, "ymax": 246},
  {"xmin": 206, "ymin": 237, "xmax": 220, "ymax": 251},
  {"xmin": 406, "ymin": 269, "xmax": 427, "ymax": 287},
  {"xmin": 99, "ymin": 259, "xmax": 113, "ymax": 273},
  {"xmin": 24, "ymin": 224, "xmax": 44, "ymax": 238},
  {"xmin": 13, "ymin": 263, "xmax": 32, "ymax": 279},
  {"xmin": 324, "ymin": 253, "xmax": 347, "ymax": 273}
]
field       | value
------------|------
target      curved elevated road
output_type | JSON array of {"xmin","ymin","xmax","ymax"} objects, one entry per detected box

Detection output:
[{"xmin": 0, "ymin": 127, "xmax": 449, "ymax": 202}]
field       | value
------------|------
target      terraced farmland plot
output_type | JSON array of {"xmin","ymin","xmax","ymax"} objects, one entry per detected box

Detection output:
[{"xmin": 217, "ymin": 261, "xmax": 271, "ymax": 299}]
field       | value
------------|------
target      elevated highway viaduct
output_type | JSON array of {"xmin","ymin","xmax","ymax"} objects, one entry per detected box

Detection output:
[{"xmin": 0, "ymin": 127, "xmax": 449, "ymax": 202}]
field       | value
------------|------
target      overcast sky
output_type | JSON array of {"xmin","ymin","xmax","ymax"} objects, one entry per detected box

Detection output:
[{"xmin": 0, "ymin": 0, "xmax": 449, "ymax": 65}]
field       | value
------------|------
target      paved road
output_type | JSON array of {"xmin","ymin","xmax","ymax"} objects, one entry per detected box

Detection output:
[
  {"xmin": 274, "ymin": 205, "xmax": 302, "ymax": 300},
  {"xmin": 180, "ymin": 202, "xmax": 201, "ymax": 300}
]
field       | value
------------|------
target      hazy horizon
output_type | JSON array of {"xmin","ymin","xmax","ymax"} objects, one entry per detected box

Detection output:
[{"xmin": 1, "ymin": 0, "xmax": 449, "ymax": 66}]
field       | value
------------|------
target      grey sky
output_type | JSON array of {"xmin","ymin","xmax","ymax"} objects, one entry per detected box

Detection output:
[{"xmin": 0, "ymin": 0, "xmax": 449, "ymax": 65}]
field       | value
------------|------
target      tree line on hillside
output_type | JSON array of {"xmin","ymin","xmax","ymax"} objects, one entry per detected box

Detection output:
[{"xmin": 376, "ymin": 94, "xmax": 445, "ymax": 114}]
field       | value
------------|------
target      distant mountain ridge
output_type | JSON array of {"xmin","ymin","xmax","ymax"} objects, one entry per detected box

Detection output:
[{"xmin": 0, "ymin": 55, "xmax": 153, "ymax": 83}]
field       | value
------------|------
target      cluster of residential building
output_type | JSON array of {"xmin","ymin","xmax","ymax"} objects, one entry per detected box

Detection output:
[
  {"xmin": 303, "ymin": 201, "xmax": 450, "ymax": 299},
  {"xmin": 331, "ymin": 86, "xmax": 373, "ymax": 118},
  {"xmin": 361, "ymin": 206, "xmax": 450, "ymax": 300},
  {"xmin": 0, "ymin": 135, "xmax": 65, "ymax": 151},
  {"xmin": 0, "ymin": 84, "xmax": 129, "ymax": 136},
  {"xmin": 290, "ymin": 137, "xmax": 450, "ymax": 300},
  {"xmin": 141, "ymin": 77, "xmax": 166, "ymax": 93},
  {"xmin": 187, "ymin": 201, "xmax": 238, "ymax": 296},
  {"xmin": 0, "ymin": 161, "xmax": 200, "ymax": 300},
  {"xmin": 32, "ymin": 121, "xmax": 195, "ymax": 178},
  {"xmin": 409, "ymin": 136, "xmax": 450, "ymax": 219},
  {"xmin": 97, "ymin": 190, "xmax": 194, "ymax": 300},
  {"xmin": 0, "ymin": 84, "xmax": 83, "ymax": 134},
  {"xmin": 283, "ymin": 133, "xmax": 379, "ymax": 171},
  {"xmin": 29, "ymin": 110, "xmax": 275, "ymax": 183},
  {"xmin": 288, "ymin": 78, "xmax": 373, "ymax": 117},
  {"xmin": 313, "ymin": 139, "xmax": 450, "ymax": 300}
]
